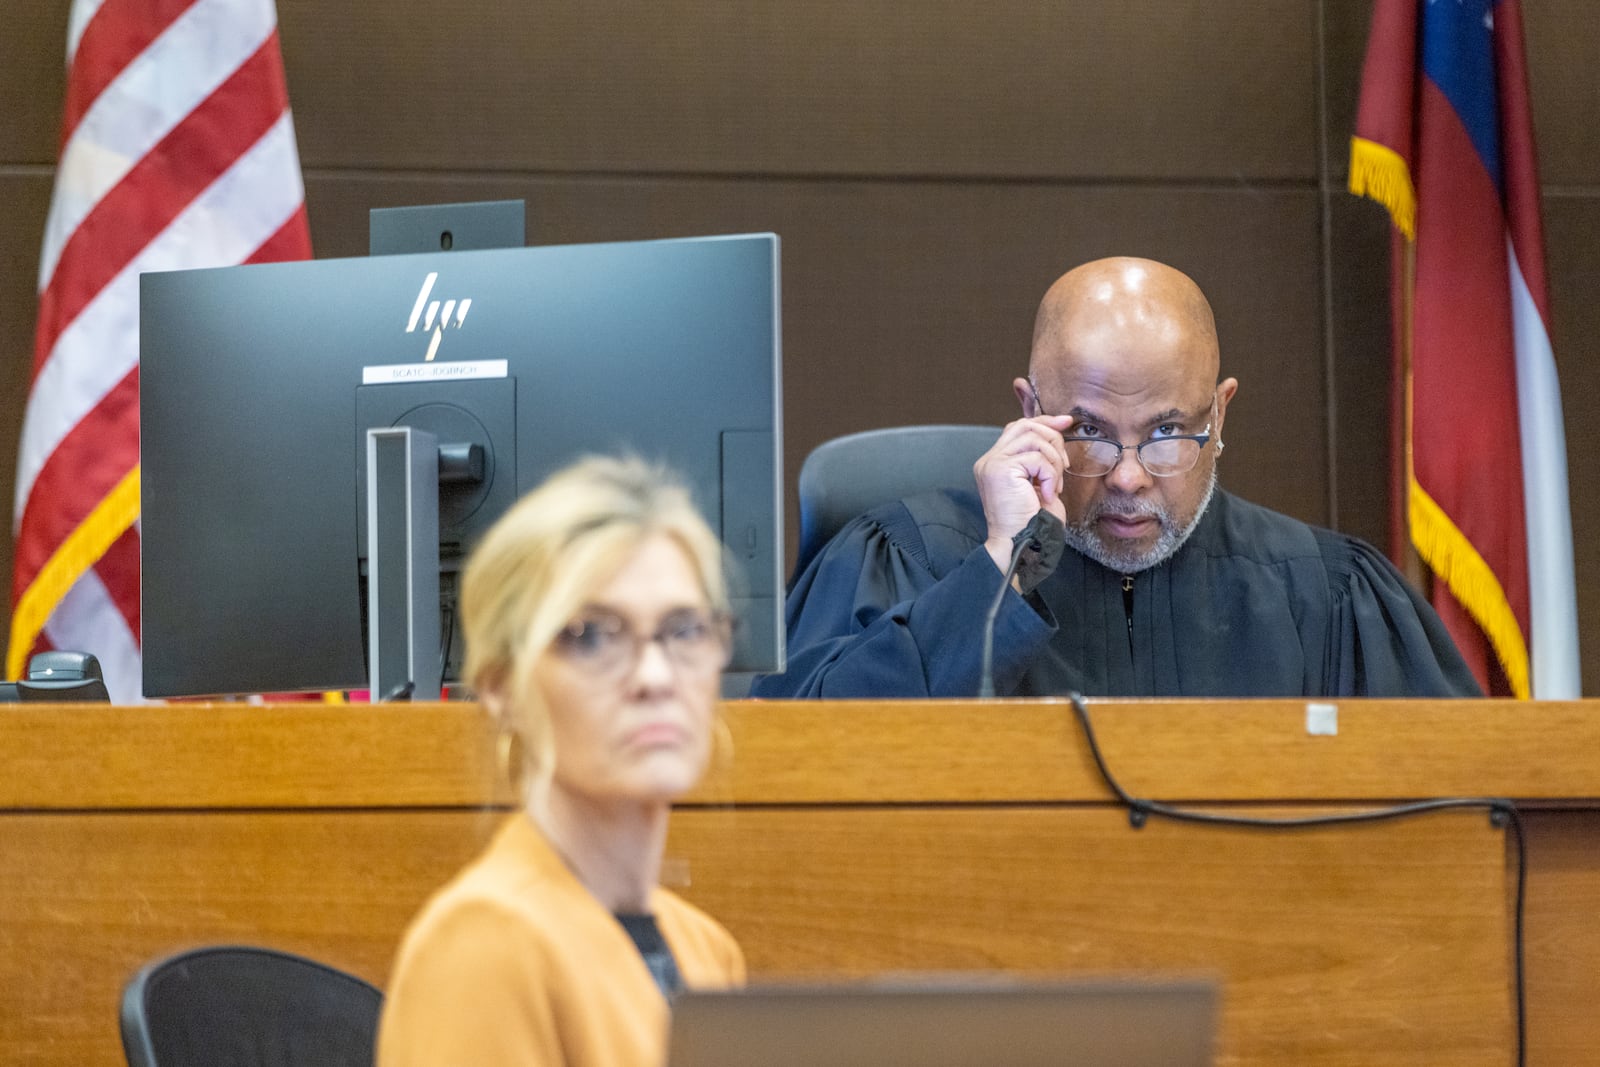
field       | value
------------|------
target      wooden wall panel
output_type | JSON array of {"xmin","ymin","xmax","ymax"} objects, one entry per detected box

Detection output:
[
  {"xmin": 0, "ymin": 4, "xmax": 68, "ymax": 165},
  {"xmin": 1323, "ymin": 194, "xmax": 1394, "ymax": 551},
  {"xmin": 0, "ymin": 803, "xmax": 1516, "ymax": 1067},
  {"xmin": 1544, "ymin": 196, "xmax": 1600, "ymax": 696},
  {"xmin": 673, "ymin": 806, "xmax": 1511, "ymax": 1067},
  {"xmin": 0, "ymin": 175, "xmax": 56, "ymax": 627},
  {"xmin": 1524, "ymin": 1, "xmax": 1600, "ymax": 186},
  {"xmin": 277, "ymin": 0, "xmax": 1319, "ymax": 180},
  {"xmin": 1319, "ymin": 0, "xmax": 1377, "ymax": 184},
  {"xmin": 1, "ymin": 3, "xmax": 68, "ymax": 634},
  {"xmin": 1, "ymin": 810, "xmax": 492, "ymax": 1066},
  {"xmin": 1522, "ymin": 810, "xmax": 1600, "ymax": 1067},
  {"xmin": 1319, "ymin": 0, "xmax": 1392, "ymax": 548}
]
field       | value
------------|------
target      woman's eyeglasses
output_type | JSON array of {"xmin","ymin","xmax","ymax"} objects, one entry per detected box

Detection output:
[{"xmin": 552, "ymin": 609, "xmax": 733, "ymax": 679}]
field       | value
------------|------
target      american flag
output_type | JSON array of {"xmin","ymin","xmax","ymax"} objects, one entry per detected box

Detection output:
[
  {"xmin": 1350, "ymin": 0, "xmax": 1580, "ymax": 697},
  {"xmin": 9, "ymin": 0, "xmax": 312, "ymax": 701}
]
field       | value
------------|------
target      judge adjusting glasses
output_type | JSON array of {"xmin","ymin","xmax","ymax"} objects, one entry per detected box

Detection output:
[{"xmin": 1032, "ymin": 383, "xmax": 1218, "ymax": 478}]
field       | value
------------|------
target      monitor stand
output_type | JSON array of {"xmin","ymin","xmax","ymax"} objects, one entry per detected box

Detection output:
[
  {"xmin": 368, "ymin": 199, "xmax": 525, "ymax": 255},
  {"xmin": 366, "ymin": 427, "xmax": 442, "ymax": 700}
]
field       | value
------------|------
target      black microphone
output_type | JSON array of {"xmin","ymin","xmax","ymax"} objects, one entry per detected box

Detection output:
[{"xmin": 978, "ymin": 511, "xmax": 1065, "ymax": 698}]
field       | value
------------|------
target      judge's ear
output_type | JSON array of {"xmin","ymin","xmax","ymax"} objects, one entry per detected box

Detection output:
[
  {"xmin": 1014, "ymin": 376, "xmax": 1040, "ymax": 416},
  {"xmin": 1213, "ymin": 377, "xmax": 1239, "ymax": 441}
]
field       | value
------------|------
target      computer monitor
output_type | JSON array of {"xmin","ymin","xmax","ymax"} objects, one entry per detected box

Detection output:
[{"xmin": 139, "ymin": 233, "xmax": 782, "ymax": 698}]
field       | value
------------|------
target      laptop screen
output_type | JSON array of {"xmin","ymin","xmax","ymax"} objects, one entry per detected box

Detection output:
[{"xmin": 669, "ymin": 978, "xmax": 1217, "ymax": 1067}]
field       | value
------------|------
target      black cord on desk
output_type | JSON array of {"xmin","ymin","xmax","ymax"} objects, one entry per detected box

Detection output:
[
  {"xmin": 438, "ymin": 599, "xmax": 456, "ymax": 697},
  {"xmin": 1064, "ymin": 692, "xmax": 1526, "ymax": 1067}
]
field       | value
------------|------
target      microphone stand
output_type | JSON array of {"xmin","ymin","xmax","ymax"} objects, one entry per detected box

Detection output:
[{"xmin": 978, "ymin": 511, "xmax": 1062, "ymax": 698}]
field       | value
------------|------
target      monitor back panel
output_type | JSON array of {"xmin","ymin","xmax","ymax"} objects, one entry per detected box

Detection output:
[{"xmin": 139, "ymin": 234, "xmax": 781, "ymax": 696}]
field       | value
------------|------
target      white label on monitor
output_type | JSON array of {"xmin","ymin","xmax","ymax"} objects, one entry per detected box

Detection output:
[{"xmin": 362, "ymin": 360, "xmax": 508, "ymax": 385}]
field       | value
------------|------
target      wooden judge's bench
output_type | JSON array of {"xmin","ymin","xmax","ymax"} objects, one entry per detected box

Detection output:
[{"xmin": 3, "ymin": 699, "xmax": 1597, "ymax": 1066}]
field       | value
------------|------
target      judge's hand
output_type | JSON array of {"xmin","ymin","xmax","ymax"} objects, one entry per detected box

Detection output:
[{"xmin": 975, "ymin": 415, "xmax": 1073, "ymax": 574}]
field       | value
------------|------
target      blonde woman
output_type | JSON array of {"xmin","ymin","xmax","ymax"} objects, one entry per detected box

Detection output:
[{"xmin": 378, "ymin": 456, "xmax": 745, "ymax": 1067}]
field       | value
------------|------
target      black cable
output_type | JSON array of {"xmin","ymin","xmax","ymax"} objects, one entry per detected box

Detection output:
[
  {"xmin": 438, "ymin": 600, "xmax": 455, "ymax": 697},
  {"xmin": 1065, "ymin": 691, "xmax": 1526, "ymax": 1067}
]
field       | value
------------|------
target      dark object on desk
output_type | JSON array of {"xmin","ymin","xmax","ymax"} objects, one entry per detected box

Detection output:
[
  {"xmin": 669, "ymin": 978, "xmax": 1217, "ymax": 1067},
  {"xmin": 120, "ymin": 945, "xmax": 383, "ymax": 1067},
  {"xmin": 0, "ymin": 651, "xmax": 111, "ymax": 702},
  {"xmin": 369, "ymin": 198, "xmax": 525, "ymax": 255}
]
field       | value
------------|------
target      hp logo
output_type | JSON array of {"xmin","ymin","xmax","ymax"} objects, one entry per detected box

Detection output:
[{"xmin": 405, "ymin": 272, "xmax": 472, "ymax": 361}]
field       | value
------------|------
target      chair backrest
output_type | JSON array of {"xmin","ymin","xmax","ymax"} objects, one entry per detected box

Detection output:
[
  {"xmin": 119, "ymin": 945, "xmax": 383, "ymax": 1067},
  {"xmin": 795, "ymin": 424, "xmax": 1000, "ymax": 576}
]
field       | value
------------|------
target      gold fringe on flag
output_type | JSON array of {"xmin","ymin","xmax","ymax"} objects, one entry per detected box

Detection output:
[
  {"xmin": 1349, "ymin": 136, "xmax": 1418, "ymax": 241},
  {"xmin": 6, "ymin": 466, "xmax": 142, "ymax": 679},
  {"xmin": 1408, "ymin": 477, "xmax": 1531, "ymax": 697}
]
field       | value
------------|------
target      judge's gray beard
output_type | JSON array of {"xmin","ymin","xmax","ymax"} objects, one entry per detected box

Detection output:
[{"xmin": 1061, "ymin": 468, "xmax": 1218, "ymax": 574}]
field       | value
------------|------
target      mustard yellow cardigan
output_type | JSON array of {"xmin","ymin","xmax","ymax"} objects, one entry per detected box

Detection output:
[{"xmin": 378, "ymin": 814, "xmax": 745, "ymax": 1067}]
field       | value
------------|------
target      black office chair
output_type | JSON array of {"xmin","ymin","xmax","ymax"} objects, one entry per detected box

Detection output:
[
  {"xmin": 119, "ymin": 945, "xmax": 383, "ymax": 1067},
  {"xmin": 722, "ymin": 424, "xmax": 1000, "ymax": 697},
  {"xmin": 794, "ymin": 424, "xmax": 1001, "ymax": 576}
]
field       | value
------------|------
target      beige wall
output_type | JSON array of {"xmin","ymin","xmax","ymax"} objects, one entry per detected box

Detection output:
[{"xmin": 2, "ymin": 1, "xmax": 1597, "ymax": 689}]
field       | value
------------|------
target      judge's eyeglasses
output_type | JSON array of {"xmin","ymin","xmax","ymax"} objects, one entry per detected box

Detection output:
[{"xmin": 1031, "ymin": 382, "xmax": 1218, "ymax": 478}]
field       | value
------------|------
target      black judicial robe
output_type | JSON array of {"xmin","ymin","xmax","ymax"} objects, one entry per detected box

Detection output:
[{"xmin": 752, "ymin": 488, "xmax": 1481, "ymax": 699}]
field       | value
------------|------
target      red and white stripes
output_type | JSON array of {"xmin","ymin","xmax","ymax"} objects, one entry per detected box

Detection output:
[{"xmin": 10, "ymin": 0, "xmax": 311, "ymax": 700}]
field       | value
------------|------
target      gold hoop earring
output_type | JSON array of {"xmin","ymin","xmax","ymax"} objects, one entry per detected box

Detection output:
[
  {"xmin": 714, "ymin": 715, "xmax": 735, "ymax": 764},
  {"xmin": 496, "ymin": 730, "xmax": 525, "ymax": 791}
]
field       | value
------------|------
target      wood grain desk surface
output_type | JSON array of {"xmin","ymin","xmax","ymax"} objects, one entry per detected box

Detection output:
[
  {"xmin": 2, "ymin": 699, "xmax": 1595, "ymax": 1067},
  {"xmin": 4, "ymin": 697, "xmax": 1599, "ymax": 808}
]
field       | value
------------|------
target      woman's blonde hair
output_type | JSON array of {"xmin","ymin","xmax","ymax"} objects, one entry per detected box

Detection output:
[{"xmin": 460, "ymin": 455, "xmax": 729, "ymax": 803}]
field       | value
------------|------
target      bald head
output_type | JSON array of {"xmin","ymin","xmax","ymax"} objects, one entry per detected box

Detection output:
[
  {"xmin": 1030, "ymin": 257, "xmax": 1220, "ymax": 392},
  {"xmin": 1015, "ymin": 256, "xmax": 1238, "ymax": 570}
]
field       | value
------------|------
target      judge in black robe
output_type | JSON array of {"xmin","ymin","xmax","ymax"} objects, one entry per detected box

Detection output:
[
  {"xmin": 751, "ymin": 486, "xmax": 1481, "ymax": 698},
  {"xmin": 754, "ymin": 255, "xmax": 1481, "ymax": 701}
]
